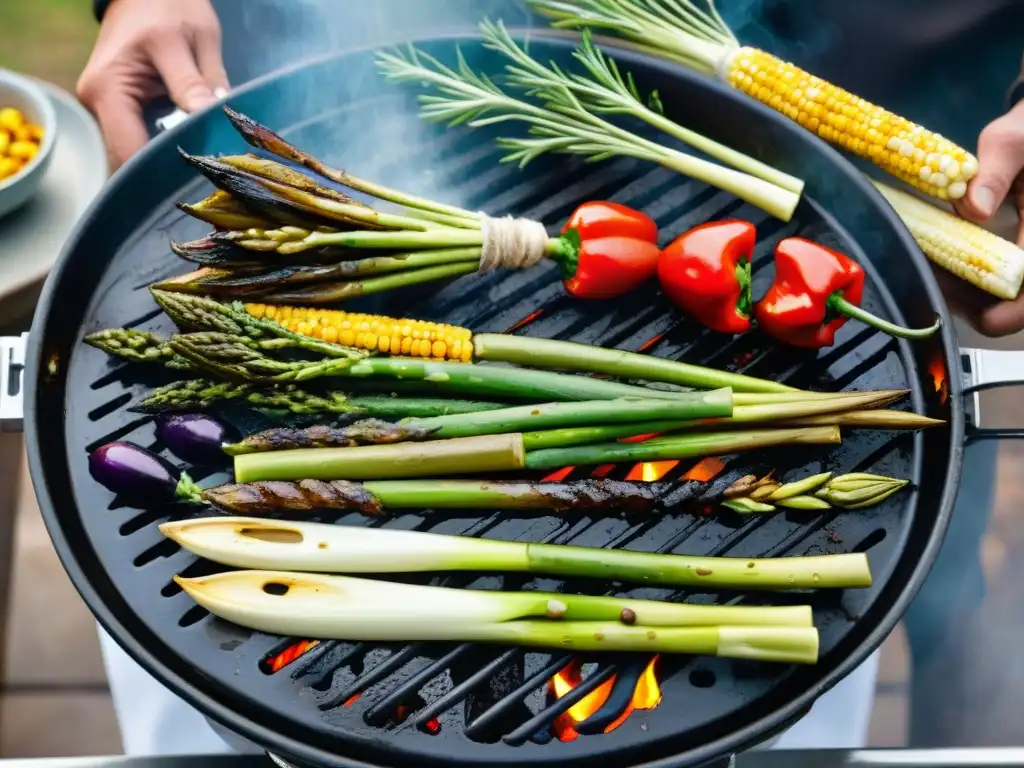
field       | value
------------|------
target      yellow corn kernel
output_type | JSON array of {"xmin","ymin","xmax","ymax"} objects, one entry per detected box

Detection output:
[
  {"xmin": 12, "ymin": 125, "xmax": 32, "ymax": 143},
  {"xmin": 0, "ymin": 130, "xmax": 9, "ymax": 155},
  {"xmin": 0, "ymin": 108, "xmax": 23, "ymax": 134},
  {"xmin": 726, "ymin": 47, "xmax": 977, "ymax": 201},
  {"xmin": 0, "ymin": 157, "xmax": 21, "ymax": 181},
  {"xmin": 243, "ymin": 303, "xmax": 474, "ymax": 360},
  {"xmin": 28, "ymin": 124, "xmax": 44, "ymax": 142},
  {"xmin": 8, "ymin": 140, "xmax": 37, "ymax": 162},
  {"xmin": 874, "ymin": 181, "xmax": 1024, "ymax": 300}
]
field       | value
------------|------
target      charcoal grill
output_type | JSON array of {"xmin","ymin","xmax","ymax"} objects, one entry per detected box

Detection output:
[{"xmin": 2, "ymin": 31, "xmax": 1022, "ymax": 768}]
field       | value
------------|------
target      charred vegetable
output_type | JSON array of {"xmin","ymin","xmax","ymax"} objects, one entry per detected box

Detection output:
[{"xmin": 223, "ymin": 419, "xmax": 440, "ymax": 454}]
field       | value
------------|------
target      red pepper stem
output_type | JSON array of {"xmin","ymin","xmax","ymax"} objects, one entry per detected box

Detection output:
[
  {"xmin": 546, "ymin": 231, "xmax": 581, "ymax": 278},
  {"xmin": 827, "ymin": 296, "xmax": 940, "ymax": 340}
]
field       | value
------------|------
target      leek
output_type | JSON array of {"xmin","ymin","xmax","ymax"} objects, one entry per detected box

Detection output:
[
  {"xmin": 177, "ymin": 570, "xmax": 820, "ymax": 663},
  {"xmin": 160, "ymin": 517, "xmax": 872, "ymax": 590}
]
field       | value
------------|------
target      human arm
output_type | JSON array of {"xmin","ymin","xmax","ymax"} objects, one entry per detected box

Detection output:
[{"xmin": 77, "ymin": 0, "xmax": 229, "ymax": 169}]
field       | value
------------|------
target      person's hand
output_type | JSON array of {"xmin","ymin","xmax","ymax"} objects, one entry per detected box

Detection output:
[
  {"xmin": 77, "ymin": 0, "xmax": 228, "ymax": 169},
  {"xmin": 941, "ymin": 101, "xmax": 1024, "ymax": 336}
]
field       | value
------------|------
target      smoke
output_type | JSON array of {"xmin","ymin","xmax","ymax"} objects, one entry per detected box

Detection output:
[
  {"xmin": 717, "ymin": 0, "xmax": 838, "ymax": 66},
  {"xmin": 215, "ymin": 0, "xmax": 535, "ymax": 206}
]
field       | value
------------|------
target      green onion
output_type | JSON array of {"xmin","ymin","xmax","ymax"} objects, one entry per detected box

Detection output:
[
  {"xmin": 176, "ymin": 571, "xmax": 820, "ymax": 662},
  {"xmin": 160, "ymin": 517, "xmax": 872, "ymax": 590},
  {"xmin": 401, "ymin": 390, "xmax": 734, "ymax": 438},
  {"xmin": 523, "ymin": 426, "xmax": 841, "ymax": 470},
  {"xmin": 472, "ymin": 333, "xmax": 794, "ymax": 393}
]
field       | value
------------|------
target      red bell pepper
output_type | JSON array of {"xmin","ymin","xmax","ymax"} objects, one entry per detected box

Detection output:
[
  {"xmin": 754, "ymin": 237, "xmax": 940, "ymax": 348},
  {"xmin": 556, "ymin": 201, "xmax": 661, "ymax": 299},
  {"xmin": 657, "ymin": 219, "xmax": 755, "ymax": 334}
]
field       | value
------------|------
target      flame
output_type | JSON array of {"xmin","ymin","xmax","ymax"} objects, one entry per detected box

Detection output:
[
  {"xmin": 543, "ymin": 465, "xmax": 576, "ymax": 482},
  {"xmin": 505, "ymin": 309, "xmax": 546, "ymax": 333},
  {"xmin": 395, "ymin": 705, "xmax": 441, "ymax": 734},
  {"xmin": 590, "ymin": 463, "xmax": 617, "ymax": 478},
  {"xmin": 682, "ymin": 457, "xmax": 726, "ymax": 482},
  {"xmin": 928, "ymin": 355, "xmax": 949, "ymax": 405},
  {"xmin": 263, "ymin": 639, "xmax": 319, "ymax": 673},
  {"xmin": 549, "ymin": 656, "xmax": 662, "ymax": 741},
  {"xmin": 343, "ymin": 692, "xmax": 361, "ymax": 707},
  {"xmin": 626, "ymin": 460, "xmax": 679, "ymax": 482}
]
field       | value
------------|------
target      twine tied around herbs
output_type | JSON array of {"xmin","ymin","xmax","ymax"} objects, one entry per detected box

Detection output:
[{"xmin": 477, "ymin": 213, "xmax": 549, "ymax": 273}]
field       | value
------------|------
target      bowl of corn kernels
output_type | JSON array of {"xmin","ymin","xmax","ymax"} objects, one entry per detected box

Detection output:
[{"xmin": 0, "ymin": 69, "xmax": 57, "ymax": 219}]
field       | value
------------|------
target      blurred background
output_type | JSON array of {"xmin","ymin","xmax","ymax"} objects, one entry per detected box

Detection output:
[{"xmin": 1, "ymin": 0, "xmax": 1024, "ymax": 760}]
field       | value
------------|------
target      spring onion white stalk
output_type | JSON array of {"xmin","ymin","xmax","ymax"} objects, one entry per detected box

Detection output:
[
  {"xmin": 177, "ymin": 570, "xmax": 820, "ymax": 663},
  {"xmin": 161, "ymin": 517, "xmax": 873, "ymax": 590}
]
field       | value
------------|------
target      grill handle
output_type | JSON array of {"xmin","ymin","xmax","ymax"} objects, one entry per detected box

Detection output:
[
  {"xmin": 1, "ymin": 336, "xmax": 1018, "ymax": 434},
  {"xmin": 0, "ymin": 333, "xmax": 26, "ymax": 433},
  {"xmin": 960, "ymin": 347, "xmax": 1024, "ymax": 435}
]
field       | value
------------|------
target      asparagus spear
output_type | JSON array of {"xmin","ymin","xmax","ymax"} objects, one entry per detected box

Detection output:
[
  {"xmin": 159, "ymin": 248, "xmax": 483, "ymax": 297},
  {"xmin": 222, "ymin": 420, "xmax": 440, "ymax": 454},
  {"xmin": 721, "ymin": 472, "xmax": 911, "ymax": 514},
  {"xmin": 202, "ymin": 478, "xmax": 659, "ymax": 515},
  {"xmin": 83, "ymin": 329, "xmax": 192, "ymax": 370},
  {"xmin": 232, "ymin": 426, "xmax": 839, "ymax": 482},
  {"xmin": 150, "ymin": 290, "xmax": 364, "ymax": 359},
  {"xmin": 178, "ymin": 190, "xmax": 275, "ymax": 231},
  {"xmin": 222, "ymin": 105, "xmax": 482, "ymax": 227},
  {"xmin": 130, "ymin": 378, "xmax": 508, "ymax": 418}
]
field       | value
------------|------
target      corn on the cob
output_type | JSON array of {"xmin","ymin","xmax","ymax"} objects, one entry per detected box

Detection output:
[
  {"xmin": 527, "ymin": 0, "xmax": 978, "ymax": 202},
  {"xmin": 874, "ymin": 182, "xmax": 1024, "ymax": 300},
  {"xmin": 245, "ymin": 303, "xmax": 475, "ymax": 362},
  {"xmin": 725, "ymin": 48, "xmax": 976, "ymax": 200}
]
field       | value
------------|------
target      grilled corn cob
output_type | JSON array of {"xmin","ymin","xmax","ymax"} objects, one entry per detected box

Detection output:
[
  {"xmin": 875, "ymin": 182, "xmax": 1024, "ymax": 300},
  {"xmin": 245, "ymin": 303, "xmax": 474, "ymax": 361},
  {"xmin": 527, "ymin": 0, "xmax": 978, "ymax": 201},
  {"xmin": 725, "ymin": 48, "xmax": 976, "ymax": 200}
]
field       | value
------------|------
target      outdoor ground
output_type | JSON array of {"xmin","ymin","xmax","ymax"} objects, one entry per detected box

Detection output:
[{"xmin": 0, "ymin": 0, "xmax": 95, "ymax": 94}]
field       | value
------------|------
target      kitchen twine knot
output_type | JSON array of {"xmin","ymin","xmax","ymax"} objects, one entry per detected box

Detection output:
[{"xmin": 478, "ymin": 213, "xmax": 549, "ymax": 273}]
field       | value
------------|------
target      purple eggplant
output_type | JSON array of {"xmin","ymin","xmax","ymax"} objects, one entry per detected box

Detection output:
[
  {"xmin": 154, "ymin": 413, "xmax": 235, "ymax": 464},
  {"xmin": 89, "ymin": 442, "xmax": 202, "ymax": 502}
]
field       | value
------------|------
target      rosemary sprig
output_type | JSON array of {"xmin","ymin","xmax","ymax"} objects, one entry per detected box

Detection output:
[
  {"xmin": 480, "ymin": 21, "xmax": 801, "ymax": 194},
  {"xmin": 377, "ymin": 22, "xmax": 799, "ymax": 220}
]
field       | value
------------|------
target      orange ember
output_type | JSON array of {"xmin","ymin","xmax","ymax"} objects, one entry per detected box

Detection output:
[
  {"xmin": 928, "ymin": 356, "xmax": 949, "ymax": 405},
  {"xmin": 626, "ymin": 460, "xmax": 679, "ymax": 482},
  {"xmin": 505, "ymin": 309, "xmax": 545, "ymax": 333},
  {"xmin": 543, "ymin": 465, "xmax": 576, "ymax": 483},
  {"xmin": 424, "ymin": 717, "xmax": 442, "ymax": 735},
  {"xmin": 618, "ymin": 432, "xmax": 661, "ymax": 444},
  {"xmin": 343, "ymin": 692, "xmax": 362, "ymax": 707},
  {"xmin": 682, "ymin": 457, "xmax": 726, "ymax": 483},
  {"xmin": 264, "ymin": 639, "xmax": 319, "ymax": 673},
  {"xmin": 549, "ymin": 656, "xmax": 662, "ymax": 742},
  {"xmin": 590, "ymin": 463, "xmax": 617, "ymax": 478},
  {"xmin": 637, "ymin": 333, "xmax": 666, "ymax": 353}
]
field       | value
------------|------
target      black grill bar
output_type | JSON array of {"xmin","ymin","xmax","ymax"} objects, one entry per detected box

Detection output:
[
  {"xmin": 364, "ymin": 643, "xmax": 475, "ymax": 726},
  {"xmin": 460, "ymin": 653, "xmax": 572, "ymax": 741},
  {"xmin": 501, "ymin": 663, "xmax": 619, "ymax": 747},
  {"xmin": 408, "ymin": 648, "xmax": 523, "ymax": 732},
  {"xmin": 318, "ymin": 644, "xmax": 425, "ymax": 711}
]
